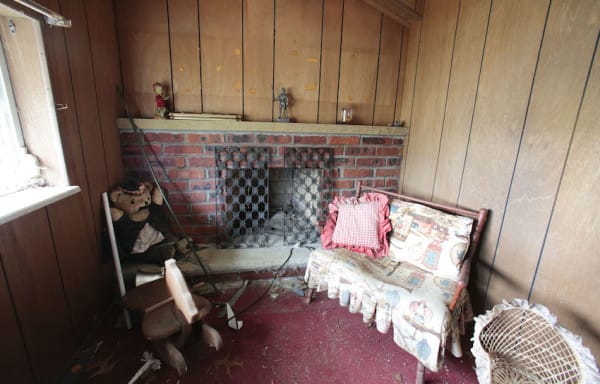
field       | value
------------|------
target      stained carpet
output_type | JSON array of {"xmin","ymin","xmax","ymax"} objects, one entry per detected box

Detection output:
[{"xmin": 73, "ymin": 279, "xmax": 478, "ymax": 384}]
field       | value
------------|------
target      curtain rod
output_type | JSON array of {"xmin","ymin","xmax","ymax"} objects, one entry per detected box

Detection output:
[{"xmin": 13, "ymin": 0, "xmax": 71, "ymax": 27}]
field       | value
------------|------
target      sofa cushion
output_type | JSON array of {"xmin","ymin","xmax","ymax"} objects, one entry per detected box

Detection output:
[
  {"xmin": 321, "ymin": 192, "xmax": 391, "ymax": 258},
  {"xmin": 388, "ymin": 200, "xmax": 474, "ymax": 280},
  {"xmin": 332, "ymin": 201, "xmax": 381, "ymax": 248},
  {"xmin": 304, "ymin": 247, "xmax": 472, "ymax": 372}
]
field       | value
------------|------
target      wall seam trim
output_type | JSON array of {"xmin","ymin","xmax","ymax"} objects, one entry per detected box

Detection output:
[{"xmin": 483, "ymin": 0, "xmax": 552, "ymax": 308}]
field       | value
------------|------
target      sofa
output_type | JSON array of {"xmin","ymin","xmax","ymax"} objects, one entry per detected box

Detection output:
[{"xmin": 304, "ymin": 182, "xmax": 488, "ymax": 384}]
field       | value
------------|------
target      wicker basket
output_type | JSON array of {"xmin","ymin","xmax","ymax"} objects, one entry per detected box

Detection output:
[{"xmin": 471, "ymin": 299, "xmax": 599, "ymax": 384}]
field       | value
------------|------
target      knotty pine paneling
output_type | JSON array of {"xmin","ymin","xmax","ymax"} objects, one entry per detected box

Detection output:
[
  {"xmin": 530, "ymin": 36, "xmax": 600, "ymax": 360},
  {"xmin": 116, "ymin": 0, "xmax": 171, "ymax": 117},
  {"xmin": 431, "ymin": 0, "xmax": 490, "ymax": 205},
  {"xmin": 400, "ymin": 0, "xmax": 600, "ymax": 360},
  {"xmin": 243, "ymin": 0, "xmax": 275, "ymax": 121},
  {"xmin": 372, "ymin": 16, "xmax": 403, "ymax": 125},
  {"xmin": 402, "ymin": 0, "xmax": 458, "ymax": 198},
  {"xmin": 392, "ymin": 29, "xmax": 408, "ymax": 125},
  {"xmin": 47, "ymin": 194, "xmax": 103, "ymax": 341},
  {"xmin": 274, "ymin": 0, "xmax": 322, "ymax": 122},
  {"xmin": 0, "ymin": 211, "xmax": 74, "ymax": 383},
  {"xmin": 0, "ymin": 255, "xmax": 34, "ymax": 384},
  {"xmin": 0, "ymin": 0, "xmax": 125, "ymax": 381},
  {"xmin": 488, "ymin": 0, "xmax": 600, "ymax": 306},
  {"xmin": 199, "ymin": 0, "xmax": 243, "ymax": 114},
  {"xmin": 59, "ymin": 0, "xmax": 110, "ymax": 244},
  {"xmin": 115, "ymin": 0, "xmax": 409, "ymax": 125},
  {"xmin": 169, "ymin": 0, "xmax": 202, "ymax": 113},
  {"xmin": 396, "ymin": 13, "xmax": 421, "ymax": 190},
  {"xmin": 458, "ymin": 0, "xmax": 549, "ymax": 307},
  {"xmin": 317, "ymin": 0, "xmax": 343, "ymax": 123},
  {"xmin": 337, "ymin": 0, "xmax": 381, "ymax": 124},
  {"xmin": 85, "ymin": 0, "xmax": 124, "ymax": 186}
]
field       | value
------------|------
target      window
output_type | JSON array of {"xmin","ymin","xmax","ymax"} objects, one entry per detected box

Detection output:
[
  {"xmin": 0, "ymin": 3, "xmax": 78, "ymax": 224},
  {"xmin": 0, "ymin": 38, "xmax": 45, "ymax": 196}
]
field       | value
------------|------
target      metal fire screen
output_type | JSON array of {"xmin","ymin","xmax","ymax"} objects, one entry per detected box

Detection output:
[
  {"xmin": 215, "ymin": 147, "xmax": 270, "ymax": 248},
  {"xmin": 215, "ymin": 146, "xmax": 332, "ymax": 248},
  {"xmin": 283, "ymin": 147, "xmax": 332, "ymax": 245}
]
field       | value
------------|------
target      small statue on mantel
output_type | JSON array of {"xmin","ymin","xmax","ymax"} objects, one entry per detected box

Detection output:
[
  {"xmin": 274, "ymin": 87, "xmax": 289, "ymax": 122},
  {"xmin": 152, "ymin": 82, "xmax": 170, "ymax": 119}
]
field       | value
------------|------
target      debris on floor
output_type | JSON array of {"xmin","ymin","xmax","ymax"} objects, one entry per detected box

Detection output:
[
  {"xmin": 226, "ymin": 303, "xmax": 244, "ymax": 330},
  {"xmin": 271, "ymin": 276, "xmax": 308, "ymax": 298},
  {"xmin": 218, "ymin": 279, "xmax": 249, "ymax": 318},
  {"xmin": 214, "ymin": 353, "xmax": 244, "ymax": 377},
  {"xmin": 60, "ymin": 341, "xmax": 103, "ymax": 384},
  {"xmin": 128, "ymin": 352, "xmax": 161, "ymax": 384},
  {"xmin": 86, "ymin": 353, "xmax": 118, "ymax": 379}
]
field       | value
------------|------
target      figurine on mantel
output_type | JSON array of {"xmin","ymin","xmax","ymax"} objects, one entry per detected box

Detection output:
[
  {"xmin": 274, "ymin": 87, "xmax": 290, "ymax": 122},
  {"xmin": 152, "ymin": 82, "xmax": 170, "ymax": 119}
]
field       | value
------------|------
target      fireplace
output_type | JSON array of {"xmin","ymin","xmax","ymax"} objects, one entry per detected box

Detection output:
[
  {"xmin": 120, "ymin": 131, "xmax": 403, "ymax": 246},
  {"xmin": 215, "ymin": 146, "xmax": 332, "ymax": 249}
]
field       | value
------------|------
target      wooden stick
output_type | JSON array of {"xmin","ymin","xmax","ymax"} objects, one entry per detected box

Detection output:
[{"xmin": 143, "ymin": 281, "xmax": 205, "ymax": 314}]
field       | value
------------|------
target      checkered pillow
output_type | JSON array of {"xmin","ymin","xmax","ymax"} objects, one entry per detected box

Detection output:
[
  {"xmin": 321, "ymin": 192, "xmax": 391, "ymax": 258},
  {"xmin": 332, "ymin": 201, "xmax": 381, "ymax": 249}
]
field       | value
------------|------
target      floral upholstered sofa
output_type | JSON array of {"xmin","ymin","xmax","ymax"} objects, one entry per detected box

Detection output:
[{"xmin": 304, "ymin": 182, "xmax": 488, "ymax": 383}]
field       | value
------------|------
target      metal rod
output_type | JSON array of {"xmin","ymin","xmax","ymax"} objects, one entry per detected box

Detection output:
[
  {"xmin": 13, "ymin": 0, "xmax": 71, "ymax": 27},
  {"xmin": 102, "ymin": 192, "xmax": 132, "ymax": 329}
]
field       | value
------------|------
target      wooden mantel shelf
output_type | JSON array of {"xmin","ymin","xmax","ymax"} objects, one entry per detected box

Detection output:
[{"xmin": 117, "ymin": 118, "xmax": 408, "ymax": 137}]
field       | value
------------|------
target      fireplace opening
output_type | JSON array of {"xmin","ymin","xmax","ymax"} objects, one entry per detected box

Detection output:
[{"xmin": 215, "ymin": 146, "xmax": 332, "ymax": 249}]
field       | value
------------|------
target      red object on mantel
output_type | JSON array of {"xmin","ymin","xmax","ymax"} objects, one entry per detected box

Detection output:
[{"xmin": 75, "ymin": 283, "xmax": 478, "ymax": 383}]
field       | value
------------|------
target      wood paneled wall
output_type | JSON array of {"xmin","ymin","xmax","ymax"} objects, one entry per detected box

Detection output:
[
  {"xmin": 115, "ymin": 0, "xmax": 409, "ymax": 125},
  {"xmin": 399, "ymin": 0, "xmax": 600, "ymax": 359},
  {"xmin": 0, "ymin": 0, "xmax": 123, "ymax": 382}
]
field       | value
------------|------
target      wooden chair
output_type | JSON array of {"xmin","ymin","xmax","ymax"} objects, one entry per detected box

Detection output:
[{"xmin": 124, "ymin": 259, "xmax": 222, "ymax": 376}]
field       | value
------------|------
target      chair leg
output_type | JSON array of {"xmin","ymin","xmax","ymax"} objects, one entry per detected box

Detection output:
[
  {"xmin": 450, "ymin": 326, "xmax": 463, "ymax": 357},
  {"xmin": 174, "ymin": 309, "xmax": 193, "ymax": 349},
  {"xmin": 415, "ymin": 361, "xmax": 425, "ymax": 384},
  {"xmin": 153, "ymin": 340, "xmax": 187, "ymax": 376},
  {"xmin": 305, "ymin": 288, "xmax": 315, "ymax": 304}
]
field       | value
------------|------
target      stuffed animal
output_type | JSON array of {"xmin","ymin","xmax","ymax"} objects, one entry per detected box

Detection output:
[
  {"xmin": 153, "ymin": 82, "xmax": 169, "ymax": 119},
  {"xmin": 109, "ymin": 180, "xmax": 188, "ymax": 264}
]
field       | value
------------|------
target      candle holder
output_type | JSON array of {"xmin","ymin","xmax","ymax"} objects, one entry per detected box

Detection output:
[{"xmin": 340, "ymin": 106, "xmax": 353, "ymax": 124}]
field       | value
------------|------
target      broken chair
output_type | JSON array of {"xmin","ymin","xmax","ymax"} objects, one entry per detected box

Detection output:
[{"xmin": 123, "ymin": 259, "xmax": 222, "ymax": 376}]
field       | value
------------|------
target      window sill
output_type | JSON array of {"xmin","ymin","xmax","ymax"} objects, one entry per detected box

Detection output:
[{"xmin": 0, "ymin": 186, "xmax": 80, "ymax": 225}]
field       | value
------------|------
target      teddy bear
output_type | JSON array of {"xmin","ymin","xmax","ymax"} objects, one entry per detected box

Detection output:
[{"xmin": 109, "ymin": 180, "xmax": 189, "ymax": 265}]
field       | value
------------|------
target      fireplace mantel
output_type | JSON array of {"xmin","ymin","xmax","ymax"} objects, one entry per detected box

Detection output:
[{"xmin": 117, "ymin": 118, "xmax": 408, "ymax": 137}]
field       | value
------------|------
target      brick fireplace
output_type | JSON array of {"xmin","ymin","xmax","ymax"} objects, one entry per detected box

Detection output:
[{"xmin": 120, "ymin": 131, "xmax": 403, "ymax": 245}]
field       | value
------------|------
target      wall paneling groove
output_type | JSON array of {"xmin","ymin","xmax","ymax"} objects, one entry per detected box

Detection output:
[
  {"xmin": 399, "ymin": 0, "xmax": 600, "ymax": 360},
  {"xmin": 115, "ymin": 0, "xmax": 409, "ymax": 126}
]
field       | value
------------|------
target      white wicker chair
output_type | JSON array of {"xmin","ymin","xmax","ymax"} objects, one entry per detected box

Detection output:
[{"xmin": 472, "ymin": 299, "xmax": 599, "ymax": 384}]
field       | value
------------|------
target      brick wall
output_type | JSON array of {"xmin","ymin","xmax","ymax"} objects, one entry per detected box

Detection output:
[{"xmin": 120, "ymin": 131, "xmax": 403, "ymax": 244}]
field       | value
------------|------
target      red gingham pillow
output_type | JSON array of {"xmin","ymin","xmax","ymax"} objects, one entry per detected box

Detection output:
[
  {"xmin": 321, "ymin": 192, "xmax": 391, "ymax": 258},
  {"xmin": 332, "ymin": 201, "xmax": 380, "ymax": 248}
]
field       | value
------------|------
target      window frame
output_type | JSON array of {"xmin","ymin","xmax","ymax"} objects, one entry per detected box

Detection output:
[{"xmin": 0, "ymin": 3, "xmax": 78, "ymax": 225}]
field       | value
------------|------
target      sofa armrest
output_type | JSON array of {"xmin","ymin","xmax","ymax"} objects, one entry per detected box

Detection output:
[{"xmin": 449, "ymin": 258, "xmax": 471, "ymax": 311}]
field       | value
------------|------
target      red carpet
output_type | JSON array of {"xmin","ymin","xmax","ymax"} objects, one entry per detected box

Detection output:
[{"xmin": 77, "ymin": 280, "xmax": 478, "ymax": 383}]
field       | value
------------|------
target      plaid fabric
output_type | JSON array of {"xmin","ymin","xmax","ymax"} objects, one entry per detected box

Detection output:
[
  {"xmin": 332, "ymin": 202, "xmax": 380, "ymax": 248},
  {"xmin": 321, "ymin": 192, "xmax": 391, "ymax": 258}
]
